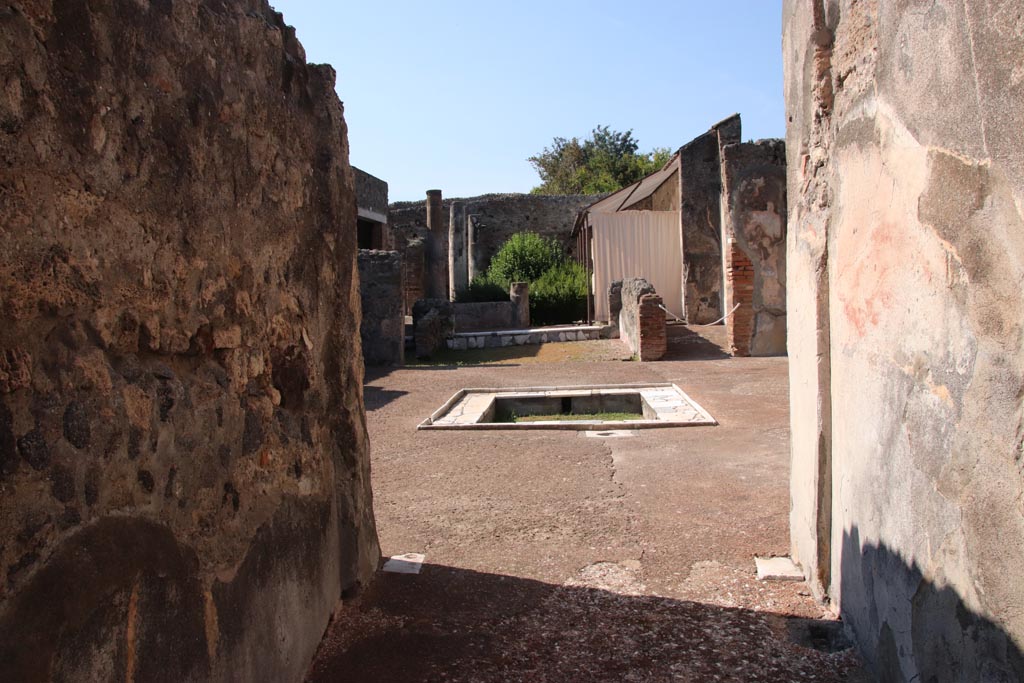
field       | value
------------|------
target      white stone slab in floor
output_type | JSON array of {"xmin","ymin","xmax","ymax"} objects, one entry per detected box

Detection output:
[
  {"xmin": 584, "ymin": 430, "xmax": 639, "ymax": 438},
  {"xmin": 755, "ymin": 556, "xmax": 804, "ymax": 581},
  {"xmin": 383, "ymin": 553, "xmax": 425, "ymax": 574}
]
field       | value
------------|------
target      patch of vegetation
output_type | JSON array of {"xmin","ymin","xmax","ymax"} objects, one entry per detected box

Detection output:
[
  {"xmin": 454, "ymin": 276, "xmax": 508, "ymax": 303},
  {"xmin": 454, "ymin": 232, "xmax": 587, "ymax": 326},
  {"xmin": 529, "ymin": 260, "xmax": 588, "ymax": 326},
  {"xmin": 485, "ymin": 232, "xmax": 564, "ymax": 287},
  {"xmin": 528, "ymin": 125, "xmax": 671, "ymax": 195}
]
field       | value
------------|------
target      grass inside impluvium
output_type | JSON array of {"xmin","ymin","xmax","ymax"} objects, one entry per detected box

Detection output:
[{"xmin": 512, "ymin": 411, "xmax": 641, "ymax": 423}]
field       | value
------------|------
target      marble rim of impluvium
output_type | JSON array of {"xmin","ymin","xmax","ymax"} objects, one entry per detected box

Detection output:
[{"xmin": 418, "ymin": 383, "xmax": 717, "ymax": 431}]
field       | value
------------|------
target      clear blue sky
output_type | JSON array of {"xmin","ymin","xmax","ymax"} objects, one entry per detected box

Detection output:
[{"xmin": 273, "ymin": 1, "xmax": 784, "ymax": 202}]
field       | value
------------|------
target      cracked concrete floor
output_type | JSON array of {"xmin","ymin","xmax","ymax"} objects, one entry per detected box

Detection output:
[{"xmin": 308, "ymin": 327, "xmax": 868, "ymax": 682}]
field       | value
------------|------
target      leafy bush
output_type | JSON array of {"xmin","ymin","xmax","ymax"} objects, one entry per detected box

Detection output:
[
  {"xmin": 457, "ymin": 232, "xmax": 586, "ymax": 326},
  {"xmin": 454, "ymin": 275, "xmax": 508, "ymax": 303},
  {"xmin": 529, "ymin": 260, "xmax": 588, "ymax": 326},
  {"xmin": 485, "ymin": 232, "xmax": 564, "ymax": 287}
]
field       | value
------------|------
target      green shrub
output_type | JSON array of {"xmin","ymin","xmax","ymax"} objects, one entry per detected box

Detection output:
[
  {"xmin": 485, "ymin": 232, "xmax": 564, "ymax": 287},
  {"xmin": 529, "ymin": 260, "xmax": 588, "ymax": 326},
  {"xmin": 454, "ymin": 275, "xmax": 508, "ymax": 303}
]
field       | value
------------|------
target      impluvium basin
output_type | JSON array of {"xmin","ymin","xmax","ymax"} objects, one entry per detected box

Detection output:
[{"xmin": 418, "ymin": 383, "xmax": 716, "ymax": 430}]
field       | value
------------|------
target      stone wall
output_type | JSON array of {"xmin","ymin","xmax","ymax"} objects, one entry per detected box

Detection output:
[
  {"xmin": 784, "ymin": 1, "xmax": 1024, "ymax": 680},
  {"xmin": 452, "ymin": 282, "xmax": 529, "ymax": 332},
  {"xmin": 354, "ymin": 167, "xmax": 388, "ymax": 222},
  {"xmin": 396, "ymin": 230, "xmax": 427, "ymax": 315},
  {"xmin": 358, "ymin": 250, "xmax": 404, "ymax": 367},
  {"xmin": 618, "ymin": 279, "xmax": 665, "ymax": 361},
  {"xmin": 720, "ymin": 140, "xmax": 787, "ymax": 356},
  {"xmin": 453, "ymin": 302, "xmax": 518, "ymax": 332},
  {"xmin": 679, "ymin": 130, "xmax": 727, "ymax": 324},
  {"xmin": 0, "ymin": 2, "xmax": 378, "ymax": 681},
  {"xmin": 354, "ymin": 167, "xmax": 388, "ymax": 250},
  {"xmin": 390, "ymin": 192, "xmax": 601, "ymax": 287}
]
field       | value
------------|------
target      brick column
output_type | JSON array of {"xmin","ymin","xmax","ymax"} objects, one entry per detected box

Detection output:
[
  {"xmin": 725, "ymin": 238, "xmax": 755, "ymax": 356},
  {"xmin": 637, "ymin": 294, "xmax": 667, "ymax": 361}
]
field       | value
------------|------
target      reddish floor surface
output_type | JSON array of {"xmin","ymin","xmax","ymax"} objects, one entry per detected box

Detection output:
[{"xmin": 308, "ymin": 326, "xmax": 868, "ymax": 682}]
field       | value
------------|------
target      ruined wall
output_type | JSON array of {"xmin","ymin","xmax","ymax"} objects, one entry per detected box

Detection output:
[
  {"xmin": 353, "ymin": 167, "xmax": 388, "ymax": 221},
  {"xmin": 785, "ymin": 1, "xmax": 1024, "ymax": 680},
  {"xmin": 394, "ymin": 227, "xmax": 427, "ymax": 315},
  {"xmin": 618, "ymin": 279, "xmax": 665, "ymax": 361},
  {"xmin": 720, "ymin": 140, "xmax": 787, "ymax": 356},
  {"xmin": 0, "ymin": 2, "xmax": 379, "ymax": 680},
  {"xmin": 678, "ymin": 131, "xmax": 725, "ymax": 324},
  {"xmin": 390, "ymin": 193, "xmax": 601, "ymax": 282},
  {"xmin": 358, "ymin": 250, "xmax": 404, "ymax": 366}
]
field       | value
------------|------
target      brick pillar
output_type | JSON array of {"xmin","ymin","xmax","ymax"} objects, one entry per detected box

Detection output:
[
  {"xmin": 448, "ymin": 201, "xmax": 467, "ymax": 299},
  {"xmin": 725, "ymin": 238, "xmax": 755, "ymax": 356},
  {"xmin": 637, "ymin": 294, "xmax": 667, "ymax": 361},
  {"xmin": 425, "ymin": 189, "xmax": 447, "ymax": 300}
]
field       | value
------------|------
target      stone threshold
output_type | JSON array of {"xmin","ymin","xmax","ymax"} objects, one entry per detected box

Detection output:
[{"xmin": 418, "ymin": 383, "xmax": 717, "ymax": 431}]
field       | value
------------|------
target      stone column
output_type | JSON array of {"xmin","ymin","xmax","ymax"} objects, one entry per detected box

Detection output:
[
  {"xmin": 448, "ymin": 201, "xmax": 467, "ymax": 298},
  {"xmin": 425, "ymin": 189, "xmax": 447, "ymax": 300},
  {"xmin": 467, "ymin": 214, "xmax": 481, "ymax": 281},
  {"xmin": 509, "ymin": 282, "xmax": 529, "ymax": 328}
]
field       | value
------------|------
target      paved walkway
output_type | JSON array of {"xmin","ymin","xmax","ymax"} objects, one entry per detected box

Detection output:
[{"xmin": 308, "ymin": 326, "xmax": 867, "ymax": 681}]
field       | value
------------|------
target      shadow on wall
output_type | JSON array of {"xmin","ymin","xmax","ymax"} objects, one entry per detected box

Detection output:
[
  {"xmin": 309, "ymin": 562, "xmax": 864, "ymax": 681},
  {"xmin": 840, "ymin": 527, "xmax": 1024, "ymax": 682}
]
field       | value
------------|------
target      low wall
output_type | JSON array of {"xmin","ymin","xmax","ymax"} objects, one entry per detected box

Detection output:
[
  {"xmin": 411, "ymin": 299, "xmax": 454, "ymax": 360},
  {"xmin": 618, "ymin": 279, "xmax": 666, "ymax": 361},
  {"xmin": 454, "ymin": 302, "xmax": 517, "ymax": 332},
  {"xmin": 358, "ymin": 250, "xmax": 404, "ymax": 366},
  {"xmin": 454, "ymin": 282, "xmax": 529, "ymax": 332}
]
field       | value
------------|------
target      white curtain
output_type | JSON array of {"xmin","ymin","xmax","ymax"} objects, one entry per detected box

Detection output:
[{"xmin": 591, "ymin": 211, "xmax": 683, "ymax": 322}]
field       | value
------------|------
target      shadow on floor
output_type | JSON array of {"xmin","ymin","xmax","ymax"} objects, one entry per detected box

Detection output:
[
  {"xmin": 363, "ymin": 385, "xmax": 409, "ymax": 412},
  {"xmin": 407, "ymin": 343, "xmax": 542, "ymax": 367},
  {"xmin": 307, "ymin": 564, "xmax": 865, "ymax": 682},
  {"xmin": 663, "ymin": 323, "xmax": 731, "ymax": 361}
]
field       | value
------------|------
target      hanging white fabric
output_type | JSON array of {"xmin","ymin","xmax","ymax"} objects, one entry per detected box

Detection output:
[{"xmin": 590, "ymin": 211, "xmax": 684, "ymax": 322}]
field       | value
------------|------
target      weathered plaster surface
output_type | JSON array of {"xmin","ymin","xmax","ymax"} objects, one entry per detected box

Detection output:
[
  {"xmin": 785, "ymin": 0, "xmax": 1024, "ymax": 679},
  {"xmin": 0, "ymin": 2, "xmax": 379, "ymax": 680},
  {"xmin": 721, "ymin": 141, "xmax": 788, "ymax": 356}
]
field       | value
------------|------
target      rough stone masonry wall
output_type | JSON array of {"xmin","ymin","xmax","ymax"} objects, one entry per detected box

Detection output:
[
  {"xmin": 678, "ymin": 130, "xmax": 727, "ymax": 324},
  {"xmin": 784, "ymin": 1, "xmax": 1024, "ymax": 681},
  {"xmin": 0, "ymin": 2, "xmax": 379, "ymax": 681},
  {"xmin": 358, "ymin": 250, "xmax": 404, "ymax": 366},
  {"xmin": 618, "ymin": 279, "xmax": 665, "ymax": 361},
  {"xmin": 390, "ymin": 193, "xmax": 601, "ymax": 282},
  {"xmin": 353, "ymin": 167, "xmax": 388, "ymax": 221},
  {"xmin": 719, "ymin": 140, "xmax": 787, "ymax": 357}
]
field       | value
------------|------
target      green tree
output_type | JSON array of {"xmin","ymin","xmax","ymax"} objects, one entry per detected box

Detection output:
[
  {"xmin": 528, "ymin": 125, "xmax": 672, "ymax": 195},
  {"xmin": 485, "ymin": 232, "xmax": 564, "ymax": 287}
]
